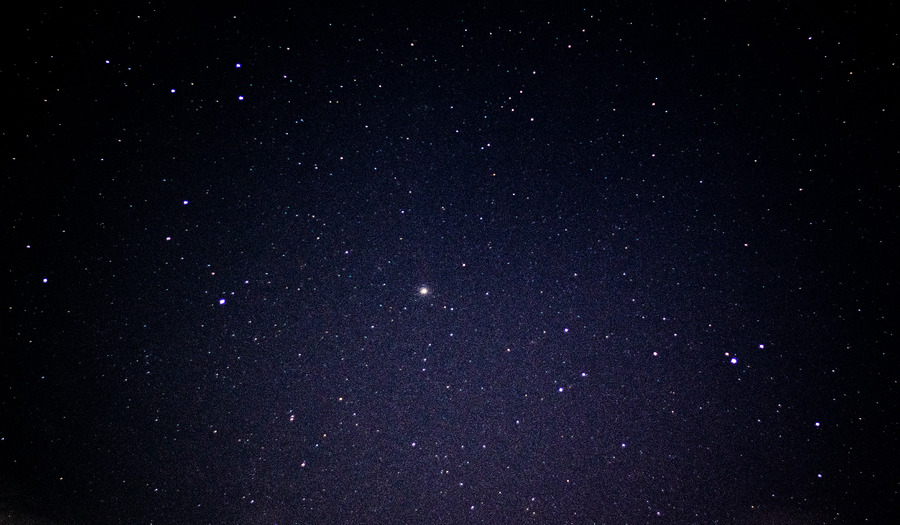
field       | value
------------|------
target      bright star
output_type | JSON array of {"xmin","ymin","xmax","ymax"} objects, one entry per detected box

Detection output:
[{"xmin": 419, "ymin": 287, "xmax": 429, "ymax": 295}]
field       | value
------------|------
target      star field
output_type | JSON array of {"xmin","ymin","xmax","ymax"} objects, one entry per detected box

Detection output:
[{"xmin": 2, "ymin": 2, "xmax": 898, "ymax": 524}]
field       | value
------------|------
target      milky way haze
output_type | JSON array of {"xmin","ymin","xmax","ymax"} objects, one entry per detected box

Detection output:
[{"xmin": 3, "ymin": 2, "xmax": 897, "ymax": 524}]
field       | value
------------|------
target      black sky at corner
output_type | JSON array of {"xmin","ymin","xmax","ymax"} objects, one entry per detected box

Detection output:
[{"xmin": 2, "ymin": 2, "xmax": 898, "ymax": 524}]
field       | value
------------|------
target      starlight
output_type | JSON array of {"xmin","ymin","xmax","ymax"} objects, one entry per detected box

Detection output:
[{"xmin": 7, "ymin": 4, "xmax": 884, "ymax": 523}]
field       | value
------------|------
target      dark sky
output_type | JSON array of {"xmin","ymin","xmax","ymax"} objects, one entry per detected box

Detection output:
[{"xmin": 2, "ymin": 2, "xmax": 897, "ymax": 524}]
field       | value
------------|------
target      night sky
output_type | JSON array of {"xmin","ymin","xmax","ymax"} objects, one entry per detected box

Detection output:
[{"xmin": 2, "ymin": 2, "xmax": 898, "ymax": 524}]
